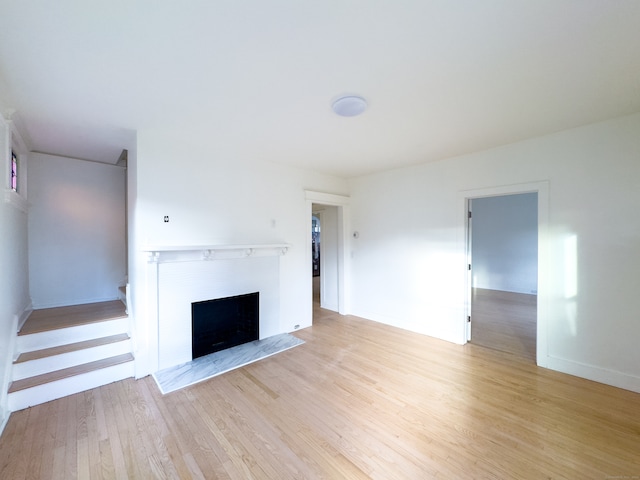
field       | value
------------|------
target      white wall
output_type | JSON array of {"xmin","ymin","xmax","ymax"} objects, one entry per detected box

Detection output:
[
  {"xmin": 0, "ymin": 116, "xmax": 30, "ymax": 427},
  {"xmin": 349, "ymin": 113, "xmax": 640, "ymax": 393},
  {"xmin": 130, "ymin": 129, "xmax": 349, "ymax": 376},
  {"xmin": 28, "ymin": 153, "xmax": 126, "ymax": 308},
  {"xmin": 471, "ymin": 193, "xmax": 538, "ymax": 294}
]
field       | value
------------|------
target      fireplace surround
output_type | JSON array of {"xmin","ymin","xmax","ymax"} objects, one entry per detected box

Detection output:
[{"xmin": 144, "ymin": 243, "xmax": 289, "ymax": 372}]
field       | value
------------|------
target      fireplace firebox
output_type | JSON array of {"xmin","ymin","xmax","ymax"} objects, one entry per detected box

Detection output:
[{"xmin": 191, "ymin": 292, "xmax": 259, "ymax": 359}]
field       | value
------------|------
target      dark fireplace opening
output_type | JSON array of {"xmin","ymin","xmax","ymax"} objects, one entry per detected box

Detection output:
[{"xmin": 192, "ymin": 292, "xmax": 259, "ymax": 360}]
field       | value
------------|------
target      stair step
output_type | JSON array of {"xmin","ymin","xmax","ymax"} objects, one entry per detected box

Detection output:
[
  {"xmin": 12, "ymin": 334, "xmax": 132, "ymax": 381},
  {"xmin": 17, "ymin": 317, "xmax": 130, "ymax": 352},
  {"xmin": 7, "ymin": 359, "xmax": 135, "ymax": 411},
  {"xmin": 19, "ymin": 300, "xmax": 127, "ymax": 335},
  {"xmin": 8, "ymin": 353, "xmax": 134, "ymax": 393},
  {"xmin": 15, "ymin": 333, "xmax": 130, "ymax": 363},
  {"xmin": 8, "ymin": 299, "xmax": 135, "ymax": 411}
]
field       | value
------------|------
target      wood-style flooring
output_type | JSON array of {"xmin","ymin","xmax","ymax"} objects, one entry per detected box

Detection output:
[
  {"xmin": 0, "ymin": 289, "xmax": 639, "ymax": 478},
  {"xmin": 470, "ymin": 288, "xmax": 537, "ymax": 362}
]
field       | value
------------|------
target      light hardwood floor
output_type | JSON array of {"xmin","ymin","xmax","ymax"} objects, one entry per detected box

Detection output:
[
  {"xmin": 470, "ymin": 288, "xmax": 537, "ymax": 362},
  {"xmin": 1, "ymin": 295, "xmax": 639, "ymax": 478}
]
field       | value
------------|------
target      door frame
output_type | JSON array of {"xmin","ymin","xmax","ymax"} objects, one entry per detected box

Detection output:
[
  {"xmin": 460, "ymin": 181, "xmax": 549, "ymax": 368},
  {"xmin": 305, "ymin": 190, "xmax": 350, "ymax": 317}
]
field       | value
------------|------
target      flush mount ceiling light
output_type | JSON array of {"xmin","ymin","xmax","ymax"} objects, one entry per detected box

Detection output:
[{"xmin": 332, "ymin": 95, "xmax": 368, "ymax": 117}]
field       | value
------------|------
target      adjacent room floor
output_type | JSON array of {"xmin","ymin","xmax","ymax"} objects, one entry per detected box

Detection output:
[{"xmin": 470, "ymin": 288, "xmax": 537, "ymax": 362}]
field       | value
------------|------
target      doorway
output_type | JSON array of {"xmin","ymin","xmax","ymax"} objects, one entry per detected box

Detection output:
[
  {"xmin": 305, "ymin": 190, "xmax": 350, "ymax": 322},
  {"xmin": 467, "ymin": 191, "xmax": 539, "ymax": 362},
  {"xmin": 311, "ymin": 205, "xmax": 339, "ymax": 313},
  {"xmin": 312, "ymin": 214, "xmax": 321, "ymax": 306}
]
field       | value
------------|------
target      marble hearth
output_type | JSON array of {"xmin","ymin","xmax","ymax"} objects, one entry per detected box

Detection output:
[{"xmin": 152, "ymin": 333, "xmax": 304, "ymax": 394}]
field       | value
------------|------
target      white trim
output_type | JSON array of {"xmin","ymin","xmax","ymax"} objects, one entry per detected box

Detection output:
[
  {"xmin": 17, "ymin": 302, "xmax": 32, "ymax": 333},
  {"xmin": 305, "ymin": 190, "xmax": 351, "ymax": 206},
  {"xmin": 458, "ymin": 181, "xmax": 550, "ymax": 368},
  {"xmin": 0, "ymin": 314, "xmax": 20, "ymax": 425},
  {"xmin": 143, "ymin": 244, "xmax": 290, "ymax": 263},
  {"xmin": 546, "ymin": 355, "xmax": 640, "ymax": 394},
  {"xmin": 143, "ymin": 243, "xmax": 290, "ymax": 252}
]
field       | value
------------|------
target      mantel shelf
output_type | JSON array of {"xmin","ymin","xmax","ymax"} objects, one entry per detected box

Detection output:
[{"xmin": 144, "ymin": 243, "xmax": 290, "ymax": 263}]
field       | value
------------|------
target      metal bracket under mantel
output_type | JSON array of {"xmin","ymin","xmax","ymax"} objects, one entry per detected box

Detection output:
[{"xmin": 144, "ymin": 244, "xmax": 290, "ymax": 263}]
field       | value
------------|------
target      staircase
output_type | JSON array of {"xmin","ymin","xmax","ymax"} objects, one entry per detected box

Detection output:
[{"xmin": 7, "ymin": 297, "xmax": 135, "ymax": 411}]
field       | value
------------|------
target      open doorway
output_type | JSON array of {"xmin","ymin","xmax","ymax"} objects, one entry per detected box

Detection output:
[
  {"xmin": 312, "ymin": 214, "xmax": 321, "ymax": 306},
  {"xmin": 311, "ymin": 204, "xmax": 339, "ymax": 313},
  {"xmin": 468, "ymin": 193, "xmax": 538, "ymax": 362},
  {"xmin": 305, "ymin": 190, "xmax": 350, "ymax": 323}
]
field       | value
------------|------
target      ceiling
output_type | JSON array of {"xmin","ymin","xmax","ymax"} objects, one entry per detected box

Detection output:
[{"xmin": 1, "ymin": 1, "xmax": 639, "ymax": 177}]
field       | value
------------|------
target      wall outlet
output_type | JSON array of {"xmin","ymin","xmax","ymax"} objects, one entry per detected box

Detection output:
[
  {"xmin": 294, "ymin": 324, "xmax": 300, "ymax": 329},
  {"xmin": 164, "ymin": 216, "xmax": 169, "ymax": 223}
]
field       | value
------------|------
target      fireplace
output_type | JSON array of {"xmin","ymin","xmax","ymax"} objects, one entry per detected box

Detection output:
[
  {"xmin": 146, "ymin": 244, "xmax": 287, "ymax": 371},
  {"xmin": 191, "ymin": 292, "xmax": 259, "ymax": 359}
]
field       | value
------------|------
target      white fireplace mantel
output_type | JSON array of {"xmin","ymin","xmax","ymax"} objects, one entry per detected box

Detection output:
[
  {"xmin": 144, "ymin": 243, "xmax": 287, "ymax": 372},
  {"xmin": 144, "ymin": 243, "xmax": 290, "ymax": 263}
]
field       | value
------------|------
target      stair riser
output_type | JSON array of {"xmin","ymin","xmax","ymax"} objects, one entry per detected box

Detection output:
[
  {"xmin": 12, "ymin": 339, "xmax": 132, "ymax": 380},
  {"xmin": 17, "ymin": 318, "xmax": 129, "ymax": 352},
  {"xmin": 8, "ymin": 361, "xmax": 135, "ymax": 411}
]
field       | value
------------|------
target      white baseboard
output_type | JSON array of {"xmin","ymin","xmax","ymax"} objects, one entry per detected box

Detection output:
[
  {"xmin": 545, "ymin": 355, "xmax": 640, "ymax": 394},
  {"xmin": 31, "ymin": 296, "xmax": 119, "ymax": 310},
  {"xmin": 17, "ymin": 302, "xmax": 33, "ymax": 332}
]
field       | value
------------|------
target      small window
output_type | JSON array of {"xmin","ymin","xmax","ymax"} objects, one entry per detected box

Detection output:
[{"xmin": 11, "ymin": 150, "xmax": 18, "ymax": 192}]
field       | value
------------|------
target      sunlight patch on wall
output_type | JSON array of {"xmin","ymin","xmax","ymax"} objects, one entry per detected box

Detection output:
[{"xmin": 564, "ymin": 234, "xmax": 577, "ymax": 299}]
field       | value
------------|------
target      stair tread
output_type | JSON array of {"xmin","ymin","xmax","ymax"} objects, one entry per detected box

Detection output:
[
  {"xmin": 19, "ymin": 300, "xmax": 127, "ymax": 336},
  {"xmin": 8, "ymin": 353, "xmax": 134, "ymax": 393},
  {"xmin": 15, "ymin": 333, "xmax": 130, "ymax": 363}
]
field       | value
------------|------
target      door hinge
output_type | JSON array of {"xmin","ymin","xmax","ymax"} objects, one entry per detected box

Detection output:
[
  {"xmin": 468, "ymin": 264, "xmax": 471, "ymax": 270},
  {"xmin": 467, "ymin": 315, "xmax": 471, "ymax": 323},
  {"xmin": 468, "ymin": 211, "xmax": 472, "ymax": 219}
]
